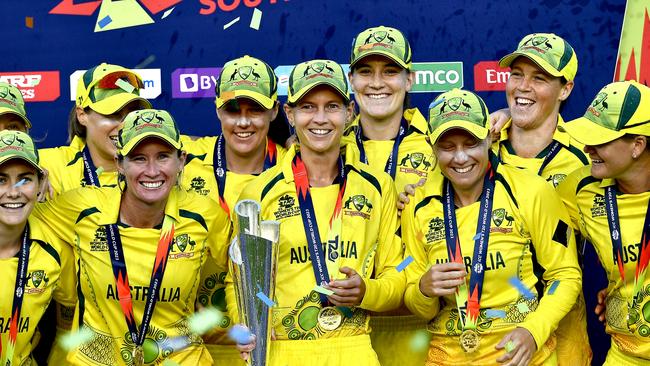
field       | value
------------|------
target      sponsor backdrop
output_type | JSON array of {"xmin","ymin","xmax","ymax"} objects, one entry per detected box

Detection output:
[{"xmin": 1, "ymin": 1, "xmax": 631, "ymax": 363}]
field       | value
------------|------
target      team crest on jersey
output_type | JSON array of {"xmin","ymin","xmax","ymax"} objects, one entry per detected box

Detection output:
[
  {"xmin": 425, "ymin": 217, "xmax": 445, "ymax": 243},
  {"xmin": 25, "ymin": 270, "xmax": 49, "ymax": 294},
  {"xmin": 189, "ymin": 176, "xmax": 210, "ymax": 195},
  {"xmin": 343, "ymin": 194, "xmax": 372, "ymax": 219},
  {"xmin": 591, "ymin": 194, "xmax": 606, "ymax": 218},
  {"xmin": 90, "ymin": 227, "xmax": 109, "ymax": 251},
  {"xmin": 546, "ymin": 174, "xmax": 567, "ymax": 188},
  {"xmin": 491, "ymin": 208, "xmax": 514, "ymax": 233},
  {"xmin": 273, "ymin": 194, "xmax": 300, "ymax": 220},
  {"xmin": 398, "ymin": 152, "xmax": 432, "ymax": 177},
  {"xmin": 169, "ymin": 234, "xmax": 196, "ymax": 259}
]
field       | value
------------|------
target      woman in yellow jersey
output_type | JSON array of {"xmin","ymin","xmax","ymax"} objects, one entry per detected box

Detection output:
[
  {"xmin": 0, "ymin": 130, "xmax": 76, "ymax": 365},
  {"xmin": 39, "ymin": 63, "xmax": 151, "ymax": 196},
  {"xmin": 557, "ymin": 80, "xmax": 650, "ymax": 365},
  {"xmin": 0, "ymin": 82, "xmax": 31, "ymax": 132},
  {"xmin": 402, "ymin": 88, "xmax": 582, "ymax": 365},
  {"xmin": 33, "ymin": 109, "xmax": 231, "ymax": 365},
  {"xmin": 234, "ymin": 59, "xmax": 404, "ymax": 366},
  {"xmin": 182, "ymin": 55, "xmax": 288, "ymax": 366}
]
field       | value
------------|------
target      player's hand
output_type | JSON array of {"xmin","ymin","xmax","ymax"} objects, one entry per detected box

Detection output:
[
  {"xmin": 327, "ymin": 267, "xmax": 366, "ymax": 306},
  {"xmin": 495, "ymin": 327, "xmax": 537, "ymax": 366},
  {"xmin": 489, "ymin": 108, "xmax": 511, "ymax": 143},
  {"xmin": 397, "ymin": 178, "xmax": 426, "ymax": 215},
  {"xmin": 419, "ymin": 262, "xmax": 466, "ymax": 298},
  {"xmin": 38, "ymin": 168, "xmax": 54, "ymax": 202},
  {"xmin": 595, "ymin": 287, "xmax": 608, "ymax": 323}
]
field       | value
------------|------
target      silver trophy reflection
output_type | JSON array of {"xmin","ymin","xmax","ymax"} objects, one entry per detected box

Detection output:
[{"xmin": 229, "ymin": 200, "xmax": 280, "ymax": 365}]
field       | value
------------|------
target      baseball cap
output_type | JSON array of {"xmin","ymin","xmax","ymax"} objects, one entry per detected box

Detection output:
[
  {"xmin": 499, "ymin": 33, "xmax": 578, "ymax": 82},
  {"xmin": 287, "ymin": 59, "xmax": 349, "ymax": 104},
  {"xmin": 0, "ymin": 82, "xmax": 31, "ymax": 128},
  {"xmin": 76, "ymin": 63, "xmax": 151, "ymax": 115},
  {"xmin": 561, "ymin": 81, "xmax": 650, "ymax": 146},
  {"xmin": 117, "ymin": 109, "xmax": 182, "ymax": 156},
  {"xmin": 350, "ymin": 26, "xmax": 412, "ymax": 70},
  {"xmin": 215, "ymin": 55, "xmax": 278, "ymax": 110},
  {"xmin": 0, "ymin": 130, "xmax": 42, "ymax": 173},
  {"xmin": 428, "ymin": 88, "xmax": 490, "ymax": 143}
]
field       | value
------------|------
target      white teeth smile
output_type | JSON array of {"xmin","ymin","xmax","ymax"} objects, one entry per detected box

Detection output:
[
  {"xmin": 140, "ymin": 181, "xmax": 163, "ymax": 188},
  {"xmin": 235, "ymin": 132, "xmax": 253, "ymax": 138},
  {"xmin": 515, "ymin": 98, "xmax": 534, "ymax": 105},
  {"xmin": 368, "ymin": 94, "xmax": 389, "ymax": 99},
  {"xmin": 1, "ymin": 203, "xmax": 25, "ymax": 209},
  {"xmin": 592, "ymin": 159, "xmax": 604, "ymax": 163},
  {"xmin": 453, "ymin": 166, "xmax": 472, "ymax": 173},
  {"xmin": 310, "ymin": 129, "xmax": 330, "ymax": 135}
]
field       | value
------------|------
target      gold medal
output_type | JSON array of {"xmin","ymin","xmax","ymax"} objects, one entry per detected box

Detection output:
[
  {"xmin": 318, "ymin": 307, "xmax": 343, "ymax": 331},
  {"xmin": 132, "ymin": 345, "xmax": 145, "ymax": 366},
  {"xmin": 459, "ymin": 329, "xmax": 480, "ymax": 353}
]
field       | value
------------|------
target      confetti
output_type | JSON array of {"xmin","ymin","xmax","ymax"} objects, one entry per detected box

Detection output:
[
  {"xmin": 505, "ymin": 340, "xmax": 516, "ymax": 353},
  {"xmin": 428, "ymin": 97, "xmax": 445, "ymax": 110},
  {"xmin": 188, "ymin": 307, "xmax": 223, "ymax": 335},
  {"xmin": 409, "ymin": 329, "xmax": 430, "ymax": 352},
  {"xmin": 485, "ymin": 309, "xmax": 506, "ymax": 319},
  {"xmin": 516, "ymin": 302, "xmax": 530, "ymax": 313},
  {"xmin": 250, "ymin": 8, "xmax": 262, "ymax": 30},
  {"xmin": 97, "ymin": 15, "xmax": 112, "ymax": 29},
  {"xmin": 25, "ymin": 17, "xmax": 34, "ymax": 29},
  {"xmin": 95, "ymin": 167, "xmax": 104, "ymax": 176},
  {"xmin": 548, "ymin": 281, "xmax": 560, "ymax": 295},
  {"xmin": 472, "ymin": 232, "xmax": 482, "ymax": 241},
  {"xmin": 256, "ymin": 291, "xmax": 275, "ymax": 307},
  {"xmin": 223, "ymin": 17, "xmax": 240, "ymax": 30},
  {"xmin": 115, "ymin": 79, "xmax": 135, "ymax": 93},
  {"xmin": 228, "ymin": 324, "xmax": 253, "ymax": 344},
  {"xmin": 161, "ymin": 7, "xmax": 175, "ymax": 19},
  {"xmin": 13, "ymin": 179, "xmax": 27, "ymax": 188},
  {"xmin": 134, "ymin": 55, "xmax": 156, "ymax": 69},
  {"xmin": 508, "ymin": 277, "xmax": 535, "ymax": 300},
  {"xmin": 313, "ymin": 285, "xmax": 334, "ymax": 296},
  {"xmin": 396, "ymin": 255, "xmax": 414, "ymax": 272},
  {"xmin": 59, "ymin": 327, "xmax": 93, "ymax": 351}
]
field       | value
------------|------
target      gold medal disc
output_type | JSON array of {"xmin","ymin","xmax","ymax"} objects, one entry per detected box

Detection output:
[
  {"xmin": 318, "ymin": 307, "xmax": 343, "ymax": 331},
  {"xmin": 132, "ymin": 345, "xmax": 145, "ymax": 366},
  {"xmin": 459, "ymin": 329, "xmax": 480, "ymax": 353}
]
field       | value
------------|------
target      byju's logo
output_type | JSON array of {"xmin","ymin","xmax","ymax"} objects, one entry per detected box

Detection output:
[
  {"xmin": 172, "ymin": 68, "xmax": 222, "ymax": 98},
  {"xmin": 69, "ymin": 69, "xmax": 162, "ymax": 100}
]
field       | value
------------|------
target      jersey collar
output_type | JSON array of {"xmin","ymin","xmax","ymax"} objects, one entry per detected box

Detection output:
[
  {"xmin": 281, "ymin": 143, "xmax": 358, "ymax": 184},
  {"xmin": 496, "ymin": 114, "xmax": 571, "ymax": 148},
  {"xmin": 95, "ymin": 186, "xmax": 182, "ymax": 225},
  {"xmin": 343, "ymin": 107, "xmax": 427, "ymax": 137}
]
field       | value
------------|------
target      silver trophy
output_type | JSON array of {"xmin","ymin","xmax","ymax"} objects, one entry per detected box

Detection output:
[{"xmin": 229, "ymin": 200, "xmax": 280, "ymax": 366}]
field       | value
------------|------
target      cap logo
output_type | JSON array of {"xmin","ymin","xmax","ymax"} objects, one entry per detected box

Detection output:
[
  {"xmin": 302, "ymin": 62, "xmax": 336, "ymax": 79},
  {"xmin": 1, "ymin": 133, "xmax": 16, "ymax": 146},
  {"xmin": 135, "ymin": 111, "xmax": 156, "ymax": 125},
  {"xmin": 0, "ymin": 132, "xmax": 26, "ymax": 153},
  {"xmin": 225, "ymin": 66, "xmax": 260, "ymax": 87},
  {"xmin": 0, "ymin": 86, "xmax": 18, "ymax": 106},
  {"xmin": 360, "ymin": 30, "xmax": 396, "ymax": 51},
  {"xmin": 521, "ymin": 36, "xmax": 552, "ymax": 54},
  {"xmin": 132, "ymin": 111, "xmax": 165, "ymax": 131},
  {"xmin": 587, "ymin": 92, "xmax": 608, "ymax": 117}
]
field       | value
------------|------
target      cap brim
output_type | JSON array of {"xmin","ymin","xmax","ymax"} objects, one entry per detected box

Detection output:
[
  {"xmin": 431, "ymin": 120, "xmax": 489, "ymax": 144},
  {"xmin": 216, "ymin": 90, "xmax": 275, "ymax": 110},
  {"xmin": 90, "ymin": 94, "xmax": 151, "ymax": 115},
  {"xmin": 0, "ymin": 155, "xmax": 42, "ymax": 174},
  {"xmin": 0, "ymin": 108, "xmax": 31, "ymax": 129},
  {"xmin": 498, "ymin": 52, "xmax": 563, "ymax": 78},
  {"xmin": 287, "ymin": 81, "xmax": 349, "ymax": 104},
  {"xmin": 120, "ymin": 132, "xmax": 182, "ymax": 156},
  {"xmin": 561, "ymin": 117, "xmax": 625, "ymax": 146},
  {"xmin": 350, "ymin": 50, "xmax": 410, "ymax": 70}
]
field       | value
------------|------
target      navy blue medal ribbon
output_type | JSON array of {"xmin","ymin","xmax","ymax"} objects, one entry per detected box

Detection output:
[
  {"xmin": 81, "ymin": 146, "xmax": 100, "ymax": 187},
  {"xmin": 355, "ymin": 119, "xmax": 408, "ymax": 178}
]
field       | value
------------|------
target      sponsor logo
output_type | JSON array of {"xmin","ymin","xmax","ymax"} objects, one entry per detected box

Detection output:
[
  {"xmin": 172, "ymin": 67, "xmax": 222, "ymax": 98},
  {"xmin": 343, "ymin": 194, "xmax": 373, "ymax": 220},
  {"xmin": 0, "ymin": 71, "xmax": 61, "ymax": 102},
  {"xmin": 591, "ymin": 194, "xmax": 606, "ymax": 218},
  {"xmin": 426, "ymin": 217, "xmax": 445, "ymax": 243},
  {"xmin": 474, "ymin": 61, "xmax": 510, "ymax": 91},
  {"xmin": 273, "ymin": 194, "xmax": 300, "ymax": 220},
  {"xmin": 90, "ymin": 227, "xmax": 109, "ymax": 252},
  {"xmin": 491, "ymin": 208, "xmax": 514, "ymax": 233},
  {"xmin": 69, "ymin": 69, "xmax": 161, "ymax": 100}
]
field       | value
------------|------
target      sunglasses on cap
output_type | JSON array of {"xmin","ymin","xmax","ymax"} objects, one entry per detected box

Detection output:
[{"xmin": 95, "ymin": 71, "xmax": 144, "ymax": 91}]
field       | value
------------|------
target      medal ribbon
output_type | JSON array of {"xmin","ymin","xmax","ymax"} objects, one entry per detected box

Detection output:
[
  {"xmin": 105, "ymin": 216, "xmax": 176, "ymax": 348},
  {"xmin": 213, "ymin": 135, "xmax": 278, "ymax": 217},
  {"xmin": 536, "ymin": 141, "xmax": 561, "ymax": 176},
  {"xmin": 1, "ymin": 226, "xmax": 30, "ymax": 366},
  {"xmin": 442, "ymin": 162, "xmax": 496, "ymax": 329},
  {"xmin": 292, "ymin": 151, "xmax": 346, "ymax": 305},
  {"xmin": 81, "ymin": 146, "xmax": 100, "ymax": 187},
  {"xmin": 604, "ymin": 186, "xmax": 650, "ymax": 312},
  {"xmin": 355, "ymin": 119, "xmax": 408, "ymax": 178}
]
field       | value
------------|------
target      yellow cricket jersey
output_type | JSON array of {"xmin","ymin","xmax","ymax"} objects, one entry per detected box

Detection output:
[
  {"xmin": 32, "ymin": 186, "xmax": 231, "ymax": 366},
  {"xmin": 402, "ymin": 163, "xmax": 582, "ymax": 363},
  {"xmin": 557, "ymin": 166, "xmax": 650, "ymax": 360},
  {"xmin": 342, "ymin": 108, "xmax": 434, "ymax": 193},
  {"xmin": 0, "ymin": 216, "xmax": 76, "ymax": 365},
  {"xmin": 493, "ymin": 117, "xmax": 589, "ymax": 188},
  {"xmin": 228, "ymin": 144, "xmax": 405, "ymax": 340}
]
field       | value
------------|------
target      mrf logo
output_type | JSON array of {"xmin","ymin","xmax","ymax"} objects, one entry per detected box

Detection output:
[
  {"xmin": 343, "ymin": 194, "xmax": 373, "ymax": 219},
  {"xmin": 491, "ymin": 208, "xmax": 514, "ymax": 233},
  {"xmin": 25, "ymin": 270, "xmax": 49, "ymax": 294},
  {"xmin": 170, "ymin": 234, "xmax": 196, "ymax": 259}
]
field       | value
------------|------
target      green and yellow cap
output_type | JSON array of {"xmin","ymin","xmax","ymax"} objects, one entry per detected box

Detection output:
[
  {"xmin": 76, "ymin": 63, "xmax": 151, "ymax": 115},
  {"xmin": 215, "ymin": 55, "xmax": 278, "ymax": 110},
  {"xmin": 499, "ymin": 33, "xmax": 578, "ymax": 82},
  {"xmin": 350, "ymin": 26, "xmax": 412, "ymax": 70},
  {"xmin": 562, "ymin": 81, "xmax": 650, "ymax": 146},
  {"xmin": 287, "ymin": 59, "xmax": 349, "ymax": 104},
  {"xmin": 117, "ymin": 109, "xmax": 182, "ymax": 156},
  {"xmin": 428, "ymin": 88, "xmax": 490, "ymax": 143},
  {"xmin": 0, "ymin": 130, "xmax": 41, "ymax": 172},
  {"xmin": 0, "ymin": 82, "xmax": 31, "ymax": 128}
]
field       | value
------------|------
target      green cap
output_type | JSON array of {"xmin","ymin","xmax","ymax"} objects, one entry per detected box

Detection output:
[
  {"xmin": 499, "ymin": 33, "xmax": 578, "ymax": 81},
  {"xmin": 0, "ymin": 130, "xmax": 41, "ymax": 172},
  {"xmin": 76, "ymin": 63, "xmax": 151, "ymax": 115},
  {"xmin": 428, "ymin": 88, "xmax": 490, "ymax": 143},
  {"xmin": 562, "ymin": 81, "xmax": 650, "ymax": 146},
  {"xmin": 118, "ymin": 109, "xmax": 182, "ymax": 156},
  {"xmin": 215, "ymin": 55, "xmax": 278, "ymax": 110},
  {"xmin": 287, "ymin": 59, "xmax": 349, "ymax": 104},
  {"xmin": 350, "ymin": 26, "xmax": 412, "ymax": 70},
  {"xmin": 0, "ymin": 82, "xmax": 31, "ymax": 128}
]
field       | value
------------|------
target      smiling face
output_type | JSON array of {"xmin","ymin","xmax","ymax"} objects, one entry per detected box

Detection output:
[
  {"xmin": 506, "ymin": 57, "xmax": 573, "ymax": 130},
  {"xmin": 0, "ymin": 160, "xmax": 41, "ymax": 229},
  {"xmin": 118, "ymin": 137, "xmax": 185, "ymax": 208},
  {"xmin": 284, "ymin": 85, "xmax": 352, "ymax": 156},
  {"xmin": 349, "ymin": 55, "xmax": 413, "ymax": 124},
  {"xmin": 584, "ymin": 136, "xmax": 641, "ymax": 180},
  {"xmin": 216, "ymin": 98, "xmax": 278, "ymax": 158},
  {"xmin": 434, "ymin": 129, "xmax": 490, "ymax": 195},
  {"xmin": 79, "ymin": 100, "xmax": 142, "ymax": 161}
]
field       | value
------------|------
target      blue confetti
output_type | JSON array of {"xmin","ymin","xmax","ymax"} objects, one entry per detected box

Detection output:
[
  {"xmin": 472, "ymin": 232, "xmax": 482, "ymax": 241},
  {"xmin": 508, "ymin": 277, "xmax": 535, "ymax": 300},
  {"xmin": 397, "ymin": 255, "xmax": 414, "ymax": 272},
  {"xmin": 228, "ymin": 325, "xmax": 253, "ymax": 344},
  {"xmin": 485, "ymin": 309, "xmax": 506, "ymax": 318},
  {"xmin": 256, "ymin": 291, "xmax": 275, "ymax": 307},
  {"xmin": 548, "ymin": 281, "xmax": 560, "ymax": 295},
  {"xmin": 428, "ymin": 97, "xmax": 446, "ymax": 110},
  {"xmin": 13, "ymin": 179, "xmax": 27, "ymax": 188},
  {"xmin": 97, "ymin": 15, "xmax": 112, "ymax": 29}
]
